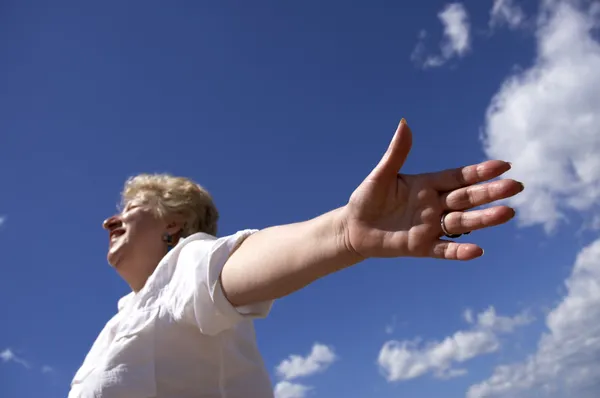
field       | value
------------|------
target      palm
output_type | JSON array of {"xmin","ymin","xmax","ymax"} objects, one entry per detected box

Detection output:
[{"xmin": 344, "ymin": 120, "xmax": 523, "ymax": 261}]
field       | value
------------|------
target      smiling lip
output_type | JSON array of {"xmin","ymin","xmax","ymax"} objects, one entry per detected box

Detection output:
[{"xmin": 110, "ymin": 228, "xmax": 126, "ymax": 242}]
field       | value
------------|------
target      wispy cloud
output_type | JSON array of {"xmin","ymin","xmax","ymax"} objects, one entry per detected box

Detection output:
[
  {"xmin": 0, "ymin": 215, "xmax": 6, "ymax": 227},
  {"xmin": 377, "ymin": 307, "xmax": 532, "ymax": 382},
  {"xmin": 385, "ymin": 315, "xmax": 397, "ymax": 335},
  {"xmin": 464, "ymin": 306, "xmax": 533, "ymax": 333},
  {"xmin": 412, "ymin": 3, "xmax": 471, "ymax": 68},
  {"xmin": 1, "ymin": 348, "xmax": 30, "ymax": 368},
  {"xmin": 489, "ymin": 0, "xmax": 526, "ymax": 30},
  {"xmin": 273, "ymin": 343, "xmax": 337, "ymax": 398},
  {"xmin": 468, "ymin": 237, "xmax": 600, "ymax": 398},
  {"xmin": 1, "ymin": 347, "xmax": 55, "ymax": 376},
  {"xmin": 384, "ymin": 314, "xmax": 407, "ymax": 335}
]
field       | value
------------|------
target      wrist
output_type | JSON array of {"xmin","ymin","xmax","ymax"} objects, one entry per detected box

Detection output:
[{"xmin": 331, "ymin": 206, "xmax": 365, "ymax": 267}]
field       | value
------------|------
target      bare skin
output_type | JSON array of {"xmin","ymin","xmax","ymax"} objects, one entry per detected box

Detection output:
[
  {"xmin": 220, "ymin": 120, "xmax": 524, "ymax": 306},
  {"xmin": 101, "ymin": 119, "xmax": 524, "ymax": 304},
  {"xmin": 103, "ymin": 199, "xmax": 184, "ymax": 292}
]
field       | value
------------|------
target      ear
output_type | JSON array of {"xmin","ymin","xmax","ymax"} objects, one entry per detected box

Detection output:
[{"xmin": 164, "ymin": 215, "xmax": 186, "ymax": 238}]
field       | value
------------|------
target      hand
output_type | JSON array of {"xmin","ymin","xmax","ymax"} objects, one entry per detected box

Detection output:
[{"xmin": 342, "ymin": 119, "xmax": 524, "ymax": 261}]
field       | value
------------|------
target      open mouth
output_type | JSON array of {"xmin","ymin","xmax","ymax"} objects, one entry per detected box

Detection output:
[{"xmin": 110, "ymin": 228, "xmax": 126, "ymax": 242}]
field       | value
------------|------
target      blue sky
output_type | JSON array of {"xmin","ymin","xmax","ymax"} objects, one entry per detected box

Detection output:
[{"xmin": 1, "ymin": 1, "xmax": 600, "ymax": 397}]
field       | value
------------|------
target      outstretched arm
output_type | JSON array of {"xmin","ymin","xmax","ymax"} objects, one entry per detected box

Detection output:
[
  {"xmin": 221, "ymin": 207, "xmax": 358, "ymax": 306},
  {"xmin": 220, "ymin": 119, "xmax": 524, "ymax": 307}
]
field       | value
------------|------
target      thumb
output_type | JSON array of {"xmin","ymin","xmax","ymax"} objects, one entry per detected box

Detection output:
[{"xmin": 369, "ymin": 118, "xmax": 413, "ymax": 180}]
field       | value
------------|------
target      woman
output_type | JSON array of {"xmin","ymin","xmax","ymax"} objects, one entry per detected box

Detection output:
[{"xmin": 69, "ymin": 120, "xmax": 524, "ymax": 397}]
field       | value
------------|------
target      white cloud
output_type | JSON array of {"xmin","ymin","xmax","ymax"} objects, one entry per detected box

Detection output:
[
  {"xmin": 412, "ymin": 3, "xmax": 471, "ymax": 68},
  {"xmin": 475, "ymin": 306, "xmax": 533, "ymax": 333},
  {"xmin": 274, "ymin": 381, "xmax": 312, "ymax": 398},
  {"xmin": 274, "ymin": 343, "xmax": 337, "ymax": 398},
  {"xmin": 1, "ymin": 348, "xmax": 30, "ymax": 368},
  {"xmin": 0, "ymin": 215, "xmax": 5, "ymax": 227},
  {"xmin": 490, "ymin": 0, "xmax": 526, "ymax": 29},
  {"xmin": 481, "ymin": 0, "xmax": 600, "ymax": 233},
  {"xmin": 378, "ymin": 307, "xmax": 532, "ymax": 382},
  {"xmin": 467, "ymin": 236, "xmax": 600, "ymax": 398},
  {"xmin": 41, "ymin": 365, "xmax": 54, "ymax": 373},
  {"xmin": 437, "ymin": 3, "xmax": 471, "ymax": 55},
  {"xmin": 474, "ymin": 4, "xmax": 600, "ymax": 394},
  {"xmin": 276, "ymin": 343, "xmax": 336, "ymax": 381}
]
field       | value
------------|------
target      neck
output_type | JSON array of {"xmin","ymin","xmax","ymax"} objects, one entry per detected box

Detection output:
[{"xmin": 120, "ymin": 255, "xmax": 164, "ymax": 293}]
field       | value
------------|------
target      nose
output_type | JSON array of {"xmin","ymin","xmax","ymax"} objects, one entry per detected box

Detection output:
[{"xmin": 103, "ymin": 214, "xmax": 122, "ymax": 231}]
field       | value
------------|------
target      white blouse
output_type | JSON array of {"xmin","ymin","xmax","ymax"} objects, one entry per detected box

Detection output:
[{"xmin": 68, "ymin": 230, "xmax": 274, "ymax": 398}]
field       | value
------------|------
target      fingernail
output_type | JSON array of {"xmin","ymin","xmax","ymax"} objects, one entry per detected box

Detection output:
[
  {"xmin": 518, "ymin": 181, "xmax": 525, "ymax": 190},
  {"xmin": 400, "ymin": 118, "xmax": 408, "ymax": 125}
]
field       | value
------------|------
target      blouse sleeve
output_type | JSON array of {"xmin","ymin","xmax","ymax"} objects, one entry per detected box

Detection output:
[{"xmin": 168, "ymin": 230, "xmax": 273, "ymax": 336}]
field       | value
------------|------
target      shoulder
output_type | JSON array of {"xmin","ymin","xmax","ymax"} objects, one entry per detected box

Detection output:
[
  {"xmin": 176, "ymin": 232, "xmax": 217, "ymax": 260},
  {"xmin": 117, "ymin": 292, "xmax": 135, "ymax": 311},
  {"xmin": 177, "ymin": 229, "xmax": 259, "ymax": 262}
]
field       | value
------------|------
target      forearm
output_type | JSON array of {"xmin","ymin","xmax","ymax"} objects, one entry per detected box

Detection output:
[{"xmin": 220, "ymin": 207, "xmax": 362, "ymax": 307}]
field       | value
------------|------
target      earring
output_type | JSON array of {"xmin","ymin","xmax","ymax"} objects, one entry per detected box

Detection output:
[{"xmin": 163, "ymin": 232, "xmax": 174, "ymax": 251}]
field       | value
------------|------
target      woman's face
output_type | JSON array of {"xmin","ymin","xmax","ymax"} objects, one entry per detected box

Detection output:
[{"xmin": 103, "ymin": 198, "xmax": 168, "ymax": 284}]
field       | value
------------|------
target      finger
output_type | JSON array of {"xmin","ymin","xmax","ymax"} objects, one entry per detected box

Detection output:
[
  {"xmin": 442, "ymin": 206, "xmax": 516, "ymax": 235},
  {"xmin": 430, "ymin": 240, "xmax": 483, "ymax": 261},
  {"xmin": 426, "ymin": 160, "xmax": 512, "ymax": 192},
  {"xmin": 369, "ymin": 119, "xmax": 413, "ymax": 180},
  {"xmin": 441, "ymin": 179, "xmax": 524, "ymax": 211}
]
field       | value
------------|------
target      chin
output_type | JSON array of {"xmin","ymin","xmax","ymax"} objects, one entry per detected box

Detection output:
[
  {"xmin": 107, "ymin": 254, "xmax": 118, "ymax": 268},
  {"xmin": 107, "ymin": 249, "xmax": 123, "ymax": 268}
]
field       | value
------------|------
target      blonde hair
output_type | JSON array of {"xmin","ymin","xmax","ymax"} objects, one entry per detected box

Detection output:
[{"xmin": 121, "ymin": 173, "xmax": 219, "ymax": 236}]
